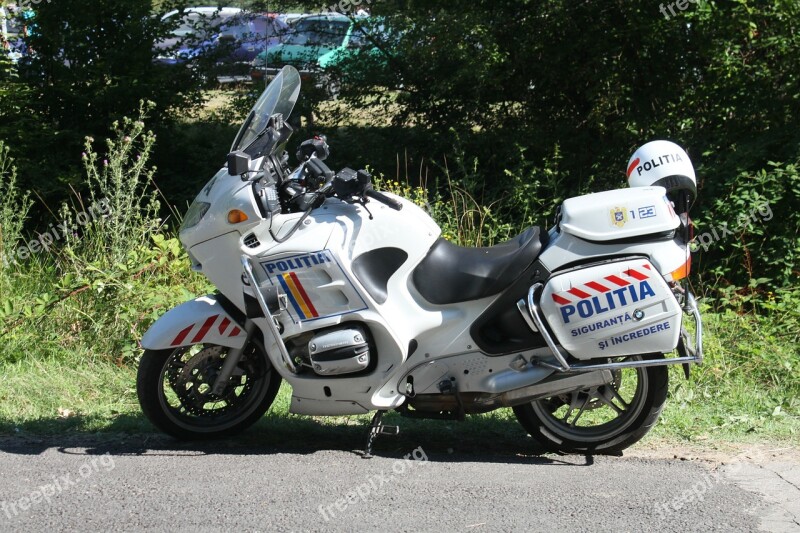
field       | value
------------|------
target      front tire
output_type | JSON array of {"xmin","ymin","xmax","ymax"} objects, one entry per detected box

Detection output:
[
  {"xmin": 137, "ymin": 340, "xmax": 282, "ymax": 440},
  {"xmin": 513, "ymin": 355, "xmax": 669, "ymax": 454}
]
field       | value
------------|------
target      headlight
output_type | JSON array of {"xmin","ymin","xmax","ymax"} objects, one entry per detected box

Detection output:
[{"xmin": 181, "ymin": 201, "xmax": 211, "ymax": 232}]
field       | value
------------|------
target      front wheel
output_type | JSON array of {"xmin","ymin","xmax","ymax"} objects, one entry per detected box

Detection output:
[
  {"xmin": 137, "ymin": 340, "xmax": 282, "ymax": 440},
  {"xmin": 513, "ymin": 355, "xmax": 668, "ymax": 454}
]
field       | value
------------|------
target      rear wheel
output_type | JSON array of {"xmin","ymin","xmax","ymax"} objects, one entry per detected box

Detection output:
[
  {"xmin": 137, "ymin": 340, "xmax": 281, "ymax": 440},
  {"xmin": 513, "ymin": 355, "xmax": 668, "ymax": 454}
]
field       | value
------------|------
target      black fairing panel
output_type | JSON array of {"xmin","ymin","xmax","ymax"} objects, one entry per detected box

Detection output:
[
  {"xmin": 412, "ymin": 226, "xmax": 548, "ymax": 305},
  {"xmin": 352, "ymin": 248, "xmax": 409, "ymax": 304},
  {"xmin": 470, "ymin": 259, "xmax": 551, "ymax": 356}
]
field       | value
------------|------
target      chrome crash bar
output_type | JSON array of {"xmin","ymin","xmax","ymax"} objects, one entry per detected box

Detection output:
[
  {"xmin": 241, "ymin": 256, "xmax": 298, "ymax": 374},
  {"xmin": 519, "ymin": 283, "xmax": 703, "ymax": 373}
]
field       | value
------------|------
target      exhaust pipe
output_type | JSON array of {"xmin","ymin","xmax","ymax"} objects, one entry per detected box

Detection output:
[{"xmin": 479, "ymin": 369, "xmax": 614, "ymax": 409}]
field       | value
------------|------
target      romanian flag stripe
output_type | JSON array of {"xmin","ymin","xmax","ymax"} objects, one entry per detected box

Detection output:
[
  {"xmin": 277, "ymin": 275, "xmax": 306, "ymax": 318},
  {"xmin": 283, "ymin": 274, "xmax": 314, "ymax": 318},
  {"xmin": 279, "ymin": 273, "xmax": 320, "ymax": 320},
  {"xmin": 289, "ymin": 272, "xmax": 319, "ymax": 317}
]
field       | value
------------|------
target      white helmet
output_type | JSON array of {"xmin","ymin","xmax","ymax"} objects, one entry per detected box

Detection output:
[{"xmin": 626, "ymin": 140, "xmax": 697, "ymax": 202}]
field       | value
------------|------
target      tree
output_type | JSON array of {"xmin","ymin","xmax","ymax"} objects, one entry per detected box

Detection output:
[{"xmin": 3, "ymin": 0, "xmax": 204, "ymax": 202}]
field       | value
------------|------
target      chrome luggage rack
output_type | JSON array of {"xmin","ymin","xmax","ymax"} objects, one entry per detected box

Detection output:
[{"xmin": 517, "ymin": 283, "xmax": 703, "ymax": 373}]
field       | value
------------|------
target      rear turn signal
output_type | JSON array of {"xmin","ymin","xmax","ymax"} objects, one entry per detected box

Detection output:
[
  {"xmin": 227, "ymin": 210, "xmax": 249, "ymax": 224},
  {"xmin": 669, "ymin": 257, "xmax": 691, "ymax": 281}
]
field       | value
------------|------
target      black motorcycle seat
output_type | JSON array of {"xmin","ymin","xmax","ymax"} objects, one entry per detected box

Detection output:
[{"xmin": 412, "ymin": 226, "xmax": 549, "ymax": 305}]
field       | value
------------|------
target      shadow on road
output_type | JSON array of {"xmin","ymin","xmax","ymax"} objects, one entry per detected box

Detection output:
[{"xmin": 0, "ymin": 410, "xmax": 596, "ymax": 465}]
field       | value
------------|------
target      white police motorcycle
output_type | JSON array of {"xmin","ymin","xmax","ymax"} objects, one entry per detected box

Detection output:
[{"xmin": 137, "ymin": 66, "xmax": 702, "ymax": 455}]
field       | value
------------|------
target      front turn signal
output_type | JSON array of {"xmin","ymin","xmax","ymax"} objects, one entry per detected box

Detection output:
[{"xmin": 227, "ymin": 209, "xmax": 249, "ymax": 224}]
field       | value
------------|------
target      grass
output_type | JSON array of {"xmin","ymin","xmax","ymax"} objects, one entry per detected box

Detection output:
[{"xmin": 1, "ymin": 306, "xmax": 797, "ymax": 454}]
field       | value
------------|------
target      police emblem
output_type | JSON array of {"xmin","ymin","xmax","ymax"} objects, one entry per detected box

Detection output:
[{"xmin": 611, "ymin": 207, "xmax": 628, "ymax": 227}]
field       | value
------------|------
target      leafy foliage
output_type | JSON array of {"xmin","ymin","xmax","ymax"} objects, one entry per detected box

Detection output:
[
  {"xmin": 0, "ymin": 112, "xmax": 210, "ymax": 366},
  {"xmin": 316, "ymin": 0, "xmax": 800, "ymax": 299},
  {"xmin": 3, "ymin": 0, "xmax": 205, "ymax": 206}
]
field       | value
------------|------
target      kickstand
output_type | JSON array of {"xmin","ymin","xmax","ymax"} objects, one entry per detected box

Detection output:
[{"xmin": 362, "ymin": 410, "xmax": 399, "ymax": 459}]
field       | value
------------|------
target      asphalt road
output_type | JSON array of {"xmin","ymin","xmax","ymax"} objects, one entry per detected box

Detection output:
[{"xmin": 0, "ymin": 436, "xmax": 798, "ymax": 533}]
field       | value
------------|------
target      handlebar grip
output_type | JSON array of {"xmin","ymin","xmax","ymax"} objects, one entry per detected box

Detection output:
[{"xmin": 366, "ymin": 188, "xmax": 403, "ymax": 211}]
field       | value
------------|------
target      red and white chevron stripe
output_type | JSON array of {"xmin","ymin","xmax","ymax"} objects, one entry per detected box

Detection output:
[
  {"xmin": 170, "ymin": 315, "xmax": 244, "ymax": 346},
  {"xmin": 551, "ymin": 264, "xmax": 652, "ymax": 306}
]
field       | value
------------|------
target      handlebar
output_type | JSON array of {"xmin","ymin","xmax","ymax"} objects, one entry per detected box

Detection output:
[{"xmin": 365, "ymin": 187, "xmax": 403, "ymax": 211}]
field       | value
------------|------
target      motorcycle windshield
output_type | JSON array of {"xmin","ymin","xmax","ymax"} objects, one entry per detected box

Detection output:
[{"xmin": 231, "ymin": 65, "xmax": 301, "ymax": 153}]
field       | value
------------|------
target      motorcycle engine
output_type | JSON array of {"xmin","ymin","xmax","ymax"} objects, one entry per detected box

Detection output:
[{"xmin": 305, "ymin": 326, "xmax": 371, "ymax": 376}]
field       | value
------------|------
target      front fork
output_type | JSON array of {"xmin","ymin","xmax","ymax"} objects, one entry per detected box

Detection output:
[{"xmin": 211, "ymin": 320, "xmax": 258, "ymax": 396}]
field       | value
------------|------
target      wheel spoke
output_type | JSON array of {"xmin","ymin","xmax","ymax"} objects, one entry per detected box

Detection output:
[
  {"xmin": 597, "ymin": 389, "xmax": 626, "ymax": 415},
  {"xmin": 568, "ymin": 395, "xmax": 591, "ymax": 427},
  {"xmin": 609, "ymin": 386, "xmax": 630, "ymax": 409},
  {"xmin": 561, "ymin": 392, "xmax": 580, "ymax": 422},
  {"xmin": 561, "ymin": 392, "xmax": 593, "ymax": 426}
]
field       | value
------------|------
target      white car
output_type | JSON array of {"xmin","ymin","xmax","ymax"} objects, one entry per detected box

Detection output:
[
  {"xmin": 277, "ymin": 13, "xmax": 308, "ymax": 26},
  {"xmin": 155, "ymin": 6, "xmax": 243, "ymax": 59},
  {"xmin": 161, "ymin": 6, "xmax": 244, "ymax": 31}
]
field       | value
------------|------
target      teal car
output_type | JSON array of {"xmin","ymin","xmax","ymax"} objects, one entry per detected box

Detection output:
[{"xmin": 250, "ymin": 13, "xmax": 375, "ymax": 94}]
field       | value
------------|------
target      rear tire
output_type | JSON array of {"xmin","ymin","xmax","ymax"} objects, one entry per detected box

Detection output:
[
  {"xmin": 513, "ymin": 355, "xmax": 669, "ymax": 454},
  {"xmin": 137, "ymin": 339, "xmax": 281, "ymax": 440}
]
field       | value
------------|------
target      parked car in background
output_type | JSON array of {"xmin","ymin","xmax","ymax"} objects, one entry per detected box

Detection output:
[
  {"xmin": 278, "ymin": 13, "xmax": 307, "ymax": 26},
  {"xmin": 250, "ymin": 14, "xmax": 394, "ymax": 98},
  {"xmin": 1, "ymin": 4, "xmax": 30, "ymax": 64},
  {"xmin": 222, "ymin": 13, "xmax": 289, "ymax": 63},
  {"xmin": 156, "ymin": 6, "xmax": 243, "ymax": 55},
  {"xmin": 156, "ymin": 8, "xmax": 291, "ymax": 83},
  {"xmin": 250, "ymin": 13, "xmax": 373, "ymax": 95}
]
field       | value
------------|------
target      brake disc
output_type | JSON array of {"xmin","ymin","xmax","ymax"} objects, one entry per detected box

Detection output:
[{"xmin": 165, "ymin": 345, "xmax": 253, "ymax": 417}]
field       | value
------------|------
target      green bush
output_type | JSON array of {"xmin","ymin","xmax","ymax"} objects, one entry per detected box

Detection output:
[
  {"xmin": 693, "ymin": 158, "xmax": 800, "ymax": 293},
  {"xmin": 0, "ymin": 109, "xmax": 210, "ymax": 366}
]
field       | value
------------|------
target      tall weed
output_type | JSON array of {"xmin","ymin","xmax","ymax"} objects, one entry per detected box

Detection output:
[
  {"xmin": 0, "ymin": 142, "xmax": 33, "ymax": 283},
  {"xmin": 0, "ymin": 105, "xmax": 208, "ymax": 366}
]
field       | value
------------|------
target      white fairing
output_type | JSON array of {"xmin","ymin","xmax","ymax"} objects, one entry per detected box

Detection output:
[
  {"xmin": 560, "ymin": 187, "xmax": 678, "ymax": 241},
  {"xmin": 141, "ymin": 295, "xmax": 248, "ymax": 350},
  {"xmin": 540, "ymin": 259, "xmax": 681, "ymax": 358},
  {"xmin": 190, "ymin": 193, "xmax": 462, "ymax": 414}
]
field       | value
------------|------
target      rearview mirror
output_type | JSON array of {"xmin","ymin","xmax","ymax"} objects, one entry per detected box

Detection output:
[{"xmin": 227, "ymin": 151, "xmax": 251, "ymax": 176}]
